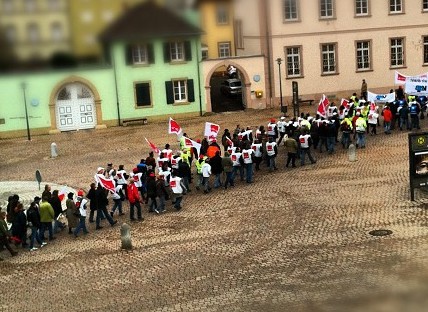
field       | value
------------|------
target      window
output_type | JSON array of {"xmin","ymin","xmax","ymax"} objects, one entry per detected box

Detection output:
[
  {"xmin": 5, "ymin": 25, "xmax": 16, "ymax": 44},
  {"xmin": 356, "ymin": 41, "xmax": 371, "ymax": 70},
  {"xmin": 48, "ymin": 0, "xmax": 60, "ymax": 11},
  {"xmin": 423, "ymin": 36, "xmax": 428, "ymax": 64},
  {"xmin": 165, "ymin": 79, "xmax": 195, "ymax": 104},
  {"xmin": 2, "ymin": 0, "xmax": 13, "ymax": 12},
  {"xmin": 390, "ymin": 38, "xmax": 405, "ymax": 67},
  {"xmin": 218, "ymin": 42, "xmax": 231, "ymax": 58},
  {"xmin": 132, "ymin": 45, "xmax": 148, "ymax": 64},
  {"xmin": 321, "ymin": 43, "xmax": 337, "ymax": 74},
  {"xmin": 423, "ymin": 0, "xmax": 428, "ymax": 11},
  {"xmin": 234, "ymin": 20, "xmax": 244, "ymax": 49},
  {"xmin": 135, "ymin": 82, "xmax": 152, "ymax": 107},
  {"xmin": 170, "ymin": 41, "xmax": 184, "ymax": 61},
  {"xmin": 320, "ymin": 0, "xmax": 334, "ymax": 18},
  {"xmin": 51, "ymin": 22, "xmax": 63, "ymax": 42},
  {"xmin": 389, "ymin": 0, "xmax": 403, "ymax": 13},
  {"xmin": 164, "ymin": 41, "xmax": 192, "ymax": 62},
  {"xmin": 24, "ymin": 0, "xmax": 36, "ymax": 12},
  {"xmin": 286, "ymin": 46, "xmax": 302, "ymax": 77},
  {"xmin": 27, "ymin": 23, "xmax": 40, "ymax": 43},
  {"xmin": 201, "ymin": 45, "xmax": 208, "ymax": 60},
  {"xmin": 355, "ymin": 0, "xmax": 368, "ymax": 16},
  {"xmin": 216, "ymin": 4, "xmax": 229, "ymax": 24},
  {"xmin": 284, "ymin": 0, "xmax": 298, "ymax": 21}
]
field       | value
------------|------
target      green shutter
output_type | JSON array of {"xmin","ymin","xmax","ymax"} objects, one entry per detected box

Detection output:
[
  {"xmin": 125, "ymin": 44, "xmax": 133, "ymax": 65},
  {"xmin": 163, "ymin": 42, "xmax": 170, "ymax": 63},
  {"xmin": 184, "ymin": 41, "xmax": 192, "ymax": 61},
  {"xmin": 187, "ymin": 79, "xmax": 195, "ymax": 102},
  {"xmin": 147, "ymin": 43, "xmax": 155, "ymax": 64},
  {"xmin": 165, "ymin": 81, "xmax": 174, "ymax": 104}
]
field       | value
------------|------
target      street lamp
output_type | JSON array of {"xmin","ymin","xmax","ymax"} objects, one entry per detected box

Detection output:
[
  {"xmin": 21, "ymin": 82, "xmax": 31, "ymax": 141},
  {"xmin": 276, "ymin": 58, "xmax": 284, "ymax": 114}
]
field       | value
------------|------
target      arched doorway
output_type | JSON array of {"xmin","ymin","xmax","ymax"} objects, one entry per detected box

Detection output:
[
  {"xmin": 49, "ymin": 76, "xmax": 104, "ymax": 133},
  {"xmin": 55, "ymin": 83, "xmax": 96, "ymax": 131},
  {"xmin": 209, "ymin": 64, "xmax": 244, "ymax": 113}
]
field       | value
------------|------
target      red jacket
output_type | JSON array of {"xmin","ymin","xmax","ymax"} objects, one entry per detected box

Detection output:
[
  {"xmin": 127, "ymin": 183, "xmax": 140, "ymax": 204},
  {"xmin": 383, "ymin": 109, "xmax": 393, "ymax": 122}
]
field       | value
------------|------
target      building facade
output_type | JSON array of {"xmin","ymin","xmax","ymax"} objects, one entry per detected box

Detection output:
[
  {"xmin": 235, "ymin": 0, "xmax": 428, "ymax": 107},
  {"xmin": 0, "ymin": 0, "xmax": 71, "ymax": 62}
]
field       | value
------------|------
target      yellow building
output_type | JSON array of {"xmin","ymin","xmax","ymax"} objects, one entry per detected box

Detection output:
[
  {"xmin": 195, "ymin": 0, "xmax": 235, "ymax": 60},
  {"xmin": 68, "ymin": 0, "xmax": 145, "ymax": 61},
  {"xmin": 0, "ymin": 0, "xmax": 71, "ymax": 62}
]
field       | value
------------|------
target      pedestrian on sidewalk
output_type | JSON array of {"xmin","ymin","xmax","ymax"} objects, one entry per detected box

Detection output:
[{"xmin": 0, "ymin": 211, "xmax": 18, "ymax": 259}]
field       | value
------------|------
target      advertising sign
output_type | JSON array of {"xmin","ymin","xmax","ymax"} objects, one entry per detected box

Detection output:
[{"xmin": 408, "ymin": 132, "xmax": 428, "ymax": 200}]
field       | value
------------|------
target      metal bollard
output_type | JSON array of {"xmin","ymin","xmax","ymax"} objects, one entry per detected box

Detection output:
[
  {"xmin": 51, "ymin": 142, "xmax": 58, "ymax": 158},
  {"xmin": 348, "ymin": 144, "xmax": 357, "ymax": 162},
  {"xmin": 121, "ymin": 223, "xmax": 132, "ymax": 251}
]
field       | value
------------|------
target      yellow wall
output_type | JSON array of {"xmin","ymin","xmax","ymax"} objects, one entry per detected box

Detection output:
[
  {"xmin": 200, "ymin": 0, "xmax": 235, "ymax": 59},
  {"xmin": 0, "ymin": 0, "xmax": 70, "ymax": 61}
]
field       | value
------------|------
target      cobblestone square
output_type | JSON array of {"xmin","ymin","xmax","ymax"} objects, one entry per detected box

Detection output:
[{"xmin": 1, "ymin": 108, "xmax": 428, "ymax": 312}]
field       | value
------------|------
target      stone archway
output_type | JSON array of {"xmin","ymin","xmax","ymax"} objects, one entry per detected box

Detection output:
[
  {"xmin": 204, "ymin": 60, "xmax": 252, "ymax": 113},
  {"xmin": 48, "ymin": 76, "xmax": 106, "ymax": 133}
]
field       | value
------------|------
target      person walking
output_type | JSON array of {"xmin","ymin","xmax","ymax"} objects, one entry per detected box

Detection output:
[
  {"xmin": 0, "ymin": 211, "xmax": 18, "ymax": 259},
  {"xmin": 265, "ymin": 136, "xmax": 278, "ymax": 171},
  {"xmin": 156, "ymin": 175, "xmax": 168, "ymax": 213},
  {"xmin": 383, "ymin": 105, "xmax": 393, "ymax": 134},
  {"xmin": 39, "ymin": 196, "xmax": 56, "ymax": 242},
  {"xmin": 146, "ymin": 172, "xmax": 159, "ymax": 214},
  {"xmin": 26, "ymin": 201, "xmax": 47, "ymax": 251},
  {"xmin": 284, "ymin": 135, "xmax": 298, "ymax": 168},
  {"xmin": 299, "ymin": 130, "xmax": 316, "ymax": 166},
  {"xmin": 66, "ymin": 192, "xmax": 80, "ymax": 235},
  {"xmin": 355, "ymin": 113, "xmax": 367, "ymax": 148},
  {"xmin": 222, "ymin": 151, "xmax": 234, "ymax": 189},
  {"xmin": 127, "ymin": 178, "xmax": 144, "ymax": 221},
  {"xmin": 201, "ymin": 158, "xmax": 212, "ymax": 194},
  {"xmin": 169, "ymin": 171, "xmax": 187, "ymax": 210},
  {"xmin": 73, "ymin": 190, "xmax": 89, "ymax": 237},
  {"xmin": 95, "ymin": 185, "xmax": 117, "ymax": 229},
  {"xmin": 210, "ymin": 151, "xmax": 223, "ymax": 188}
]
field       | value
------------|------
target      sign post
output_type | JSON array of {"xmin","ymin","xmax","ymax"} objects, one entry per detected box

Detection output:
[{"xmin": 408, "ymin": 132, "xmax": 428, "ymax": 200}]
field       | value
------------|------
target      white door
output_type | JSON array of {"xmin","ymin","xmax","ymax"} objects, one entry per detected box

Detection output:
[{"xmin": 56, "ymin": 83, "xmax": 96, "ymax": 131}]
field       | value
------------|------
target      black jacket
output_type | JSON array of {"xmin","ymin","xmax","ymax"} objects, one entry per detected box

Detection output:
[{"xmin": 27, "ymin": 207, "xmax": 42, "ymax": 228}]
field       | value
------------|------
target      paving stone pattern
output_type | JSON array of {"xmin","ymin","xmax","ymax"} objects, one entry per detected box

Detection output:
[{"xmin": 1, "ymin": 108, "xmax": 428, "ymax": 312}]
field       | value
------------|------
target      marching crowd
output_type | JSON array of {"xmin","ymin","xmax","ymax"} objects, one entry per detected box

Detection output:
[{"xmin": 1, "ymin": 88, "xmax": 426, "ymax": 260}]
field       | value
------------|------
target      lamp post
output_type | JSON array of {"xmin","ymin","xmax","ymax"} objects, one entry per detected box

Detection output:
[
  {"xmin": 276, "ymin": 58, "xmax": 284, "ymax": 113},
  {"xmin": 21, "ymin": 82, "xmax": 31, "ymax": 141}
]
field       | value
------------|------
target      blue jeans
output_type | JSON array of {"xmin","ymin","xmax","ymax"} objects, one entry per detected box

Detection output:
[
  {"xmin": 203, "ymin": 176, "xmax": 211, "ymax": 192},
  {"xmin": 111, "ymin": 199, "xmax": 123, "ymax": 214},
  {"xmin": 74, "ymin": 216, "xmax": 89, "ymax": 236},
  {"xmin": 245, "ymin": 163, "xmax": 253, "ymax": 183},
  {"xmin": 356, "ymin": 131, "xmax": 366, "ymax": 147},
  {"xmin": 327, "ymin": 136, "xmax": 335, "ymax": 153},
  {"xmin": 149, "ymin": 196, "xmax": 157, "ymax": 211},
  {"xmin": 214, "ymin": 173, "xmax": 222, "ymax": 188},
  {"xmin": 96, "ymin": 207, "xmax": 115, "ymax": 227},
  {"xmin": 300, "ymin": 148, "xmax": 316, "ymax": 165},
  {"xmin": 174, "ymin": 195, "xmax": 183, "ymax": 209},
  {"xmin": 232, "ymin": 166, "xmax": 244, "ymax": 182},
  {"xmin": 158, "ymin": 195, "xmax": 166, "ymax": 211},
  {"xmin": 224, "ymin": 172, "xmax": 234, "ymax": 188},
  {"xmin": 39, "ymin": 222, "xmax": 54, "ymax": 240},
  {"xmin": 29, "ymin": 226, "xmax": 43, "ymax": 249},
  {"xmin": 400, "ymin": 116, "xmax": 410, "ymax": 130},
  {"xmin": 267, "ymin": 156, "xmax": 277, "ymax": 171},
  {"xmin": 341, "ymin": 132, "xmax": 351, "ymax": 148},
  {"xmin": 384, "ymin": 121, "xmax": 391, "ymax": 133},
  {"xmin": 53, "ymin": 219, "xmax": 65, "ymax": 234}
]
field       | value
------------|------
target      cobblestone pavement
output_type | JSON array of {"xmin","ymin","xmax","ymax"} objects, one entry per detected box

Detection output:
[{"xmin": 1, "ymin": 108, "xmax": 428, "ymax": 312}]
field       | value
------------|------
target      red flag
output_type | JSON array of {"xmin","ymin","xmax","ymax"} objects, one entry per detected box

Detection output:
[
  {"xmin": 183, "ymin": 136, "xmax": 201, "ymax": 156},
  {"xmin": 95, "ymin": 174, "xmax": 116, "ymax": 193},
  {"xmin": 317, "ymin": 94, "xmax": 329, "ymax": 118},
  {"xmin": 168, "ymin": 117, "xmax": 182, "ymax": 135},
  {"xmin": 145, "ymin": 137, "xmax": 160, "ymax": 154},
  {"xmin": 340, "ymin": 98, "xmax": 350, "ymax": 110},
  {"xmin": 58, "ymin": 186, "xmax": 67, "ymax": 201},
  {"xmin": 204, "ymin": 122, "xmax": 220, "ymax": 140}
]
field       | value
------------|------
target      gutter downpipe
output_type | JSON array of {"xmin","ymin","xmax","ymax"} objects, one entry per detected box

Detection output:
[
  {"xmin": 264, "ymin": 0, "xmax": 273, "ymax": 108},
  {"xmin": 196, "ymin": 39, "xmax": 203, "ymax": 117},
  {"xmin": 112, "ymin": 45, "xmax": 122, "ymax": 126}
]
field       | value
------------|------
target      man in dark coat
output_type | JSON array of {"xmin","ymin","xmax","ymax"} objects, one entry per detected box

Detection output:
[
  {"xmin": 210, "ymin": 151, "xmax": 223, "ymax": 188},
  {"xmin": 95, "ymin": 185, "xmax": 117, "ymax": 230}
]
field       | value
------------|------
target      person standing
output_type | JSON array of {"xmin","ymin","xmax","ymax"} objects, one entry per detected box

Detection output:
[
  {"xmin": 368, "ymin": 110, "xmax": 379, "ymax": 135},
  {"xmin": 127, "ymin": 178, "xmax": 143, "ymax": 221},
  {"xmin": 299, "ymin": 130, "xmax": 316, "ymax": 166},
  {"xmin": 12, "ymin": 203, "xmax": 27, "ymax": 248},
  {"xmin": 0, "ymin": 211, "xmax": 18, "ymax": 259},
  {"xmin": 169, "ymin": 171, "xmax": 187, "ymax": 210},
  {"xmin": 251, "ymin": 139, "xmax": 263, "ymax": 171},
  {"xmin": 383, "ymin": 105, "xmax": 393, "ymax": 134},
  {"xmin": 340, "ymin": 116, "xmax": 353, "ymax": 148},
  {"xmin": 231, "ymin": 147, "xmax": 244, "ymax": 183},
  {"xmin": 86, "ymin": 183, "xmax": 97, "ymax": 223},
  {"xmin": 361, "ymin": 79, "xmax": 368, "ymax": 101},
  {"xmin": 409, "ymin": 100, "xmax": 421, "ymax": 130},
  {"xmin": 284, "ymin": 135, "xmax": 298, "ymax": 168},
  {"xmin": 95, "ymin": 185, "xmax": 117, "ymax": 229},
  {"xmin": 222, "ymin": 151, "xmax": 234, "ymax": 189},
  {"xmin": 27, "ymin": 201, "xmax": 47, "ymax": 251},
  {"xmin": 355, "ymin": 113, "xmax": 367, "ymax": 148},
  {"xmin": 210, "ymin": 151, "xmax": 223, "ymax": 188},
  {"xmin": 399, "ymin": 102, "xmax": 410, "ymax": 131},
  {"xmin": 265, "ymin": 136, "xmax": 278, "ymax": 171},
  {"xmin": 66, "ymin": 192, "xmax": 79, "ymax": 235},
  {"xmin": 73, "ymin": 190, "xmax": 89, "ymax": 237},
  {"xmin": 39, "ymin": 196, "xmax": 56, "ymax": 241},
  {"xmin": 110, "ymin": 184, "xmax": 125, "ymax": 217},
  {"xmin": 267, "ymin": 119, "xmax": 278, "ymax": 141},
  {"xmin": 50, "ymin": 190, "xmax": 65, "ymax": 234},
  {"xmin": 201, "ymin": 158, "xmax": 212, "ymax": 194},
  {"xmin": 276, "ymin": 117, "xmax": 287, "ymax": 145},
  {"xmin": 156, "ymin": 175, "xmax": 168, "ymax": 213},
  {"xmin": 146, "ymin": 172, "xmax": 159, "ymax": 214},
  {"xmin": 241, "ymin": 144, "xmax": 255, "ymax": 183}
]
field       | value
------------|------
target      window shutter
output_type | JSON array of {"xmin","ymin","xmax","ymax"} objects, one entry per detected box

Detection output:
[
  {"xmin": 165, "ymin": 81, "xmax": 174, "ymax": 104},
  {"xmin": 184, "ymin": 41, "xmax": 192, "ymax": 61},
  {"xmin": 147, "ymin": 43, "xmax": 155, "ymax": 64},
  {"xmin": 163, "ymin": 42, "xmax": 170, "ymax": 63},
  {"xmin": 187, "ymin": 79, "xmax": 195, "ymax": 102},
  {"xmin": 125, "ymin": 44, "xmax": 133, "ymax": 65}
]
